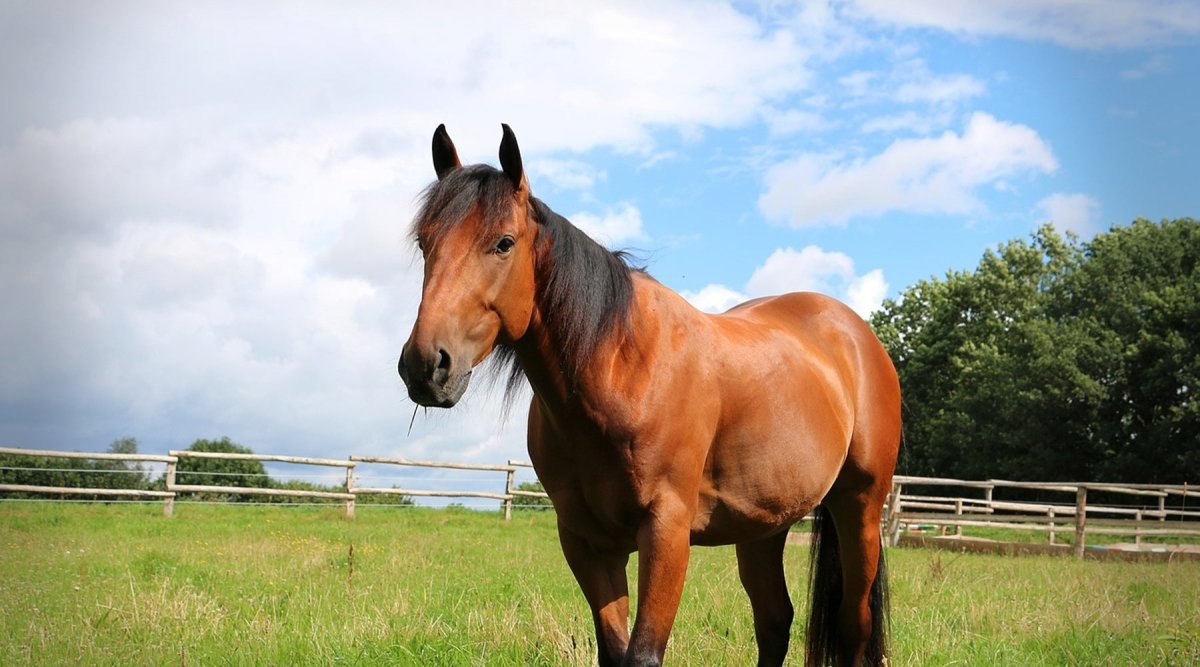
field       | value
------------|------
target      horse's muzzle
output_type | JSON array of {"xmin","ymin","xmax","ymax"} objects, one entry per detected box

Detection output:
[{"xmin": 397, "ymin": 343, "xmax": 472, "ymax": 408}]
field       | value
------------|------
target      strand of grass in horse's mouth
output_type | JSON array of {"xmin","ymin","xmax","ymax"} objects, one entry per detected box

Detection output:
[{"xmin": 407, "ymin": 405, "xmax": 421, "ymax": 436}]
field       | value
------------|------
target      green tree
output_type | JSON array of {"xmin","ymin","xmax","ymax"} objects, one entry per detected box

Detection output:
[
  {"xmin": 1052, "ymin": 218, "xmax": 1200, "ymax": 481},
  {"xmin": 176, "ymin": 437, "xmax": 268, "ymax": 500},
  {"xmin": 355, "ymin": 487, "xmax": 416, "ymax": 506},
  {"xmin": 512, "ymin": 480, "xmax": 552, "ymax": 509},
  {"xmin": 0, "ymin": 437, "xmax": 153, "ymax": 498},
  {"xmin": 97, "ymin": 437, "xmax": 152, "ymax": 490},
  {"xmin": 871, "ymin": 219, "xmax": 1199, "ymax": 484}
]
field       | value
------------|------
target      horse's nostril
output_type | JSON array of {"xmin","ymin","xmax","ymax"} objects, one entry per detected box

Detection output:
[{"xmin": 437, "ymin": 348, "xmax": 452, "ymax": 372}]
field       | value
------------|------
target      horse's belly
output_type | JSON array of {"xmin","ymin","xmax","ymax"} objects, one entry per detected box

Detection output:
[
  {"xmin": 688, "ymin": 483, "xmax": 821, "ymax": 546},
  {"xmin": 688, "ymin": 422, "xmax": 848, "ymax": 545}
]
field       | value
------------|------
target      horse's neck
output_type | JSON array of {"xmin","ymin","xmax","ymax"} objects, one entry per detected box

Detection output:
[
  {"xmin": 512, "ymin": 312, "xmax": 600, "ymax": 416},
  {"xmin": 513, "ymin": 276, "xmax": 670, "ymax": 427}
]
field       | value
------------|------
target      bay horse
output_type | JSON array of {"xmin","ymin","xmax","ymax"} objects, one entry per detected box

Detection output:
[{"xmin": 398, "ymin": 124, "xmax": 901, "ymax": 667}]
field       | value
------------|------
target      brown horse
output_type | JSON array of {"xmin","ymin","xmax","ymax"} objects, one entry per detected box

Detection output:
[{"xmin": 398, "ymin": 124, "xmax": 901, "ymax": 667}]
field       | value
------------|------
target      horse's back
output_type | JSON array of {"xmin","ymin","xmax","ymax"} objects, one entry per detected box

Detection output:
[
  {"xmin": 724, "ymin": 289, "xmax": 900, "ymax": 432},
  {"xmin": 719, "ymin": 291, "xmax": 895, "ymax": 394}
]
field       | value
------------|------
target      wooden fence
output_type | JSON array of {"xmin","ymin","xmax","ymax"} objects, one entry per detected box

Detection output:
[
  {"xmin": 0, "ymin": 446, "xmax": 177, "ymax": 503},
  {"xmin": 165, "ymin": 450, "xmax": 355, "ymax": 518},
  {"xmin": 0, "ymin": 446, "xmax": 550, "ymax": 520},
  {"xmin": 347, "ymin": 456, "xmax": 548, "ymax": 520},
  {"xmin": 4, "ymin": 446, "xmax": 1197, "ymax": 557},
  {"xmin": 886, "ymin": 475, "xmax": 1200, "ymax": 557}
]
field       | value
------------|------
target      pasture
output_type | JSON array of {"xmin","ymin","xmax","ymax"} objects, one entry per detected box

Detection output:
[{"xmin": 2, "ymin": 503, "xmax": 1197, "ymax": 666}]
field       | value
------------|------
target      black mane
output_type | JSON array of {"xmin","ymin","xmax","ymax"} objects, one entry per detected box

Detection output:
[{"xmin": 412, "ymin": 165, "xmax": 638, "ymax": 403}]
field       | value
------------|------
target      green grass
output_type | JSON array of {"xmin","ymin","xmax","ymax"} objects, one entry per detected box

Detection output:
[{"xmin": 2, "ymin": 503, "xmax": 1198, "ymax": 665}]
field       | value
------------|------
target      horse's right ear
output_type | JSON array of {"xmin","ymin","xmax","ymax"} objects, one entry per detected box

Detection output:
[
  {"xmin": 499, "ymin": 123, "xmax": 527, "ymax": 192},
  {"xmin": 432, "ymin": 124, "xmax": 461, "ymax": 180}
]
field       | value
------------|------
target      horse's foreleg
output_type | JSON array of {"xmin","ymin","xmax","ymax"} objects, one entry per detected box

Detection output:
[
  {"xmin": 558, "ymin": 526, "xmax": 632, "ymax": 666},
  {"xmin": 736, "ymin": 531, "xmax": 794, "ymax": 666},
  {"xmin": 625, "ymin": 496, "xmax": 692, "ymax": 667}
]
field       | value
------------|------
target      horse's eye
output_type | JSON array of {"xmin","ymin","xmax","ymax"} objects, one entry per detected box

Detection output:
[{"xmin": 495, "ymin": 236, "xmax": 516, "ymax": 255}]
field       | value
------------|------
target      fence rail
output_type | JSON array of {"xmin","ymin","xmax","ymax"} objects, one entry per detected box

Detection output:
[
  {"xmin": 3, "ymin": 446, "xmax": 1194, "ymax": 557},
  {"xmin": 0, "ymin": 446, "xmax": 176, "ymax": 463},
  {"xmin": 0, "ymin": 446, "xmax": 552, "ymax": 520},
  {"xmin": 886, "ymin": 475, "xmax": 1198, "ymax": 556},
  {"xmin": 0, "ymin": 446, "xmax": 178, "ymax": 503}
]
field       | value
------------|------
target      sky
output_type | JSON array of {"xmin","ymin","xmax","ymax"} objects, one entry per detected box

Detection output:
[{"xmin": 2, "ymin": 1, "xmax": 1199, "ymax": 493}]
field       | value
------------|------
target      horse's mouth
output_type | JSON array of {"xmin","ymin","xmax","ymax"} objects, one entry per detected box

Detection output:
[{"xmin": 405, "ymin": 369, "xmax": 472, "ymax": 408}]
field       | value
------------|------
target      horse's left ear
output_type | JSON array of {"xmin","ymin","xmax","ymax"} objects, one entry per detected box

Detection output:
[{"xmin": 499, "ymin": 123, "xmax": 527, "ymax": 192}]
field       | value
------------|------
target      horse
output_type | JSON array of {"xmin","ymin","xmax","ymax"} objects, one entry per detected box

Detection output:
[{"xmin": 398, "ymin": 124, "xmax": 901, "ymax": 667}]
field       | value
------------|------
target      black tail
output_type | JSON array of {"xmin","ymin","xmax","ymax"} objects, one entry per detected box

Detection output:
[{"xmin": 805, "ymin": 505, "xmax": 890, "ymax": 667}]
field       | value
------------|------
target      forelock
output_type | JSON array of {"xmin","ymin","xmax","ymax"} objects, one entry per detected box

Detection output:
[{"xmin": 412, "ymin": 165, "xmax": 517, "ymax": 247}]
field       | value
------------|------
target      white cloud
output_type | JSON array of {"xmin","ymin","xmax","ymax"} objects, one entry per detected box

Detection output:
[
  {"xmin": 570, "ymin": 204, "xmax": 648, "ymax": 247},
  {"xmin": 682, "ymin": 284, "xmax": 750, "ymax": 314},
  {"xmin": 860, "ymin": 110, "xmax": 951, "ymax": 135},
  {"xmin": 1035, "ymin": 192, "xmax": 1102, "ymax": 237},
  {"xmin": 848, "ymin": 0, "xmax": 1200, "ymax": 50},
  {"xmin": 759, "ymin": 112, "xmax": 1058, "ymax": 227},
  {"xmin": 1, "ymin": 2, "xmax": 816, "ymax": 464},
  {"xmin": 747, "ymin": 246, "xmax": 889, "ymax": 317},
  {"xmin": 836, "ymin": 59, "xmax": 985, "ymax": 111},
  {"xmin": 894, "ymin": 71, "xmax": 986, "ymax": 106},
  {"xmin": 746, "ymin": 246, "xmax": 855, "ymax": 295},
  {"xmin": 762, "ymin": 108, "xmax": 829, "ymax": 136},
  {"xmin": 528, "ymin": 158, "xmax": 606, "ymax": 193},
  {"xmin": 684, "ymin": 246, "xmax": 888, "ymax": 318},
  {"xmin": 844, "ymin": 269, "xmax": 889, "ymax": 317}
]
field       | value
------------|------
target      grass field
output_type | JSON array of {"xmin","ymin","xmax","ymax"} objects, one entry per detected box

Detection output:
[{"xmin": 2, "ymin": 502, "xmax": 1198, "ymax": 666}]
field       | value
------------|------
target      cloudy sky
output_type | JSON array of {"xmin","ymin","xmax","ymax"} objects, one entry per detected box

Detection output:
[{"xmin": 2, "ymin": 1, "xmax": 1199, "ymax": 490}]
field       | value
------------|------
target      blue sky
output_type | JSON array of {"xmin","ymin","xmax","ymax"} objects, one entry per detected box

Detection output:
[{"xmin": 2, "ymin": 1, "xmax": 1198, "ymax": 490}]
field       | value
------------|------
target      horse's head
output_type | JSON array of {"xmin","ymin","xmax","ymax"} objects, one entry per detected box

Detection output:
[{"xmin": 398, "ymin": 124, "xmax": 537, "ymax": 408}]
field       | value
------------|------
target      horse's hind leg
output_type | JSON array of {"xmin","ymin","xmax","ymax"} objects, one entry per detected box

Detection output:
[
  {"xmin": 736, "ymin": 530, "xmax": 794, "ymax": 666},
  {"xmin": 824, "ymin": 491, "xmax": 889, "ymax": 667}
]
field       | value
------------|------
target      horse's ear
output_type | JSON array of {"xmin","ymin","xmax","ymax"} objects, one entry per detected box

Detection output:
[
  {"xmin": 499, "ymin": 123, "xmax": 527, "ymax": 192},
  {"xmin": 432, "ymin": 124, "xmax": 461, "ymax": 180}
]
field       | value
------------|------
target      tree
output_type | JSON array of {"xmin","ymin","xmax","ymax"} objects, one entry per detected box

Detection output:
[
  {"xmin": 1052, "ymin": 218, "xmax": 1200, "ymax": 481},
  {"xmin": 355, "ymin": 486, "xmax": 416, "ymax": 506},
  {"xmin": 0, "ymin": 437, "xmax": 153, "ymax": 497},
  {"xmin": 512, "ymin": 480, "xmax": 553, "ymax": 509},
  {"xmin": 176, "ymin": 437, "xmax": 267, "ymax": 499},
  {"xmin": 871, "ymin": 219, "xmax": 1199, "ymax": 484},
  {"xmin": 98, "ymin": 437, "xmax": 152, "ymax": 490}
]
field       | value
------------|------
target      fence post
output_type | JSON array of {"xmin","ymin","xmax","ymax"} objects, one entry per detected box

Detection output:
[
  {"xmin": 954, "ymin": 498, "xmax": 963, "ymax": 537},
  {"xmin": 1073, "ymin": 486, "xmax": 1088, "ymax": 558},
  {"xmin": 1134, "ymin": 509, "xmax": 1142, "ymax": 547},
  {"xmin": 503, "ymin": 468, "xmax": 515, "ymax": 521},
  {"xmin": 1158, "ymin": 495, "xmax": 1166, "ymax": 522},
  {"xmin": 164, "ymin": 460, "xmax": 176, "ymax": 517},
  {"xmin": 345, "ymin": 465, "xmax": 356, "ymax": 520},
  {"xmin": 1048, "ymin": 508, "xmax": 1056, "ymax": 545},
  {"xmin": 887, "ymin": 482, "xmax": 903, "ymax": 546}
]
